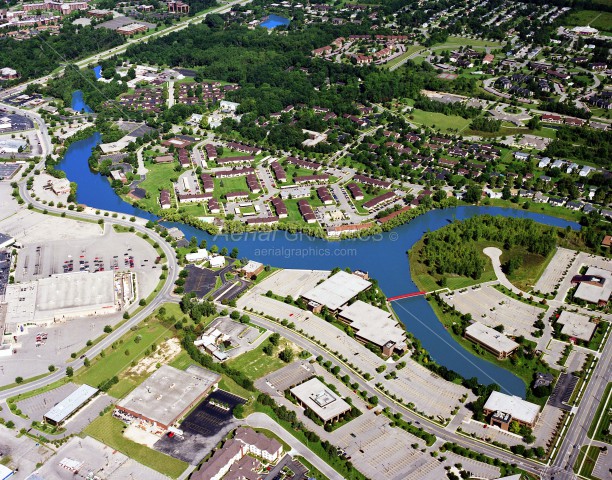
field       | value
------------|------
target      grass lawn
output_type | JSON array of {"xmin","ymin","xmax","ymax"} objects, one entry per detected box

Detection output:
[
  {"xmin": 74, "ymin": 318, "xmax": 175, "ymax": 398},
  {"xmin": 281, "ymin": 164, "xmax": 321, "ymax": 185},
  {"xmin": 588, "ymin": 382, "xmax": 611, "ymax": 443},
  {"xmin": 136, "ymin": 163, "xmax": 177, "ymax": 212},
  {"xmin": 563, "ymin": 10, "xmax": 612, "ymax": 35},
  {"xmin": 574, "ymin": 445, "xmax": 602, "ymax": 479},
  {"xmin": 503, "ymin": 245, "xmax": 556, "ymax": 293},
  {"xmin": 383, "ymin": 44, "xmax": 423, "ymax": 69},
  {"xmin": 214, "ymin": 176, "xmax": 250, "ymax": 198},
  {"xmin": 486, "ymin": 198, "xmax": 583, "ymax": 223},
  {"xmin": 84, "ymin": 412, "xmax": 188, "ymax": 478},
  {"xmin": 442, "ymin": 36, "xmax": 504, "ymax": 48},
  {"xmin": 409, "ymin": 238, "xmax": 497, "ymax": 292},
  {"xmin": 464, "ymin": 125, "xmax": 557, "ymax": 140},
  {"xmin": 280, "ymin": 197, "xmax": 324, "ymax": 224},
  {"xmin": 225, "ymin": 340, "xmax": 288, "ymax": 382},
  {"xmin": 295, "ymin": 456, "xmax": 330, "ymax": 480},
  {"xmin": 407, "ymin": 108, "xmax": 472, "ymax": 133}
]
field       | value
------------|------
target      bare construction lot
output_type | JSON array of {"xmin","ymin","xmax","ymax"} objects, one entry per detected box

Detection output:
[
  {"xmin": 0, "ymin": 425, "xmax": 55, "ymax": 480},
  {"xmin": 442, "ymin": 285, "xmax": 543, "ymax": 340},
  {"xmin": 240, "ymin": 270, "xmax": 468, "ymax": 419}
]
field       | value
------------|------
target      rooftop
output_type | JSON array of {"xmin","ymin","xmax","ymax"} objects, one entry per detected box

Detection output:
[
  {"xmin": 44, "ymin": 384, "xmax": 98, "ymax": 424},
  {"xmin": 290, "ymin": 378, "xmax": 351, "ymax": 422},
  {"xmin": 483, "ymin": 391, "xmax": 540, "ymax": 425},
  {"xmin": 574, "ymin": 266, "xmax": 612, "ymax": 305},
  {"xmin": 117, "ymin": 365, "xmax": 220, "ymax": 427},
  {"xmin": 301, "ymin": 271, "xmax": 371, "ymax": 311},
  {"xmin": 338, "ymin": 300, "xmax": 405, "ymax": 348},
  {"xmin": 465, "ymin": 322, "xmax": 519, "ymax": 354},
  {"xmin": 557, "ymin": 310, "xmax": 596, "ymax": 341}
]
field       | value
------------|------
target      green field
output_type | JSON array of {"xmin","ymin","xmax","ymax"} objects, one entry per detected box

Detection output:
[
  {"xmin": 563, "ymin": 10, "xmax": 612, "ymax": 35},
  {"xmin": 84, "ymin": 412, "xmax": 188, "ymax": 478},
  {"xmin": 383, "ymin": 45, "xmax": 423, "ymax": 69},
  {"xmin": 281, "ymin": 196, "xmax": 324, "ymax": 224},
  {"xmin": 226, "ymin": 338, "xmax": 290, "ymax": 381},
  {"xmin": 410, "ymin": 237, "xmax": 555, "ymax": 293},
  {"xmin": 407, "ymin": 108, "xmax": 472, "ymax": 133},
  {"xmin": 574, "ymin": 445, "xmax": 602, "ymax": 479},
  {"xmin": 486, "ymin": 198, "xmax": 583, "ymax": 223},
  {"xmin": 74, "ymin": 318, "xmax": 175, "ymax": 398},
  {"xmin": 588, "ymin": 383, "xmax": 612, "ymax": 443},
  {"xmin": 214, "ymin": 176, "xmax": 251, "ymax": 199},
  {"xmin": 136, "ymin": 163, "xmax": 176, "ymax": 212}
]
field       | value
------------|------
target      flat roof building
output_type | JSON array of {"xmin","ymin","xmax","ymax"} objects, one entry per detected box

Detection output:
[
  {"xmin": 239, "ymin": 260, "xmax": 264, "ymax": 279},
  {"xmin": 290, "ymin": 378, "xmax": 351, "ymax": 424},
  {"xmin": 464, "ymin": 322, "xmax": 519, "ymax": 359},
  {"xmin": 573, "ymin": 266, "xmax": 612, "ymax": 306},
  {"xmin": 557, "ymin": 310, "xmax": 596, "ymax": 342},
  {"xmin": 0, "ymin": 233, "xmax": 14, "ymax": 250},
  {"xmin": 338, "ymin": 300, "xmax": 406, "ymax": 354},
  {"xmin": 4, "ymin": 271, "xmax": 116, "ymax": 326},
  {"xmin": 301, "ymin": 270, "xmax": 371, "ymax": 312},
  {"xmin": 43, "ymin": 384, "xmax": 98, "ymax": 426},
  {"xmin": 483, "ymin": 391, "xmax": 540, "ymax": 428},
  {"xmin": 115, "ymin": 365, "xmax": 220, "ymax": 430}
]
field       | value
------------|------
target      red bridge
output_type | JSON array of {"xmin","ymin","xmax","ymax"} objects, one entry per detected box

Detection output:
[{"xmin": 387, "ymin": 291, "xmax": 427, "ymax": 302}]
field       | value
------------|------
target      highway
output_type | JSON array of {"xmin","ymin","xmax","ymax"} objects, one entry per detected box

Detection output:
[{"xmin": 0, "ymin": 0, "xmax": 251, "ymax": 100}]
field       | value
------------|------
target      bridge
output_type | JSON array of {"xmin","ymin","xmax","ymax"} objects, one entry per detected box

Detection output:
[{"xmin": 387, "ymin": 291, "xmax": 427, "ymax": 302}]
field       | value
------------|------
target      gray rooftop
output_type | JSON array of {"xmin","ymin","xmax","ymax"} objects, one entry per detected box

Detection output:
[
  {"xmin": 557, "ymin": 310, "xmax": 596, "ymax": 341},
  {"xmin": 301, "ymin": 271, "xmax": 371, "ymax": 311},
  {"xmin": 338, "ymin": 300, "xmax": 405, "ymax": 348},
  {"xmin": 44, "ymin": 384, "xmax": 98, "ymax": 424},
  {"xmin": 483, "ymin": 391, "xmax": 540, "ymax": 425},
  {"xmin": 117, "ymin": 365, "xmax": 220, "ymax": 427},
  {"xmin": 465, "ymin": 322, "xmax": 519, "ymax": 354},
  {"xmin": 290, "ymin": 378, "xmax": 351, "ymax": 422}
]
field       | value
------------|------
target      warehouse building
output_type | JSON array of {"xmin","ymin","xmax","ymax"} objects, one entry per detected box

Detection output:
[
  {"xmin": 43, "ymin": 384, "xmax": 98, "ymax": 426},
  {"xmin": 290, "ymin": 378, "xmax": 351, "ymax": 424},
  {"xmin": 115, "ymin": 365, "xmax": 220, "ymax": 431},
  {"xmin": 4, "ymin": 271, "xmax": 117, "ymax": 327},
  {"xmin": 483, "ymin": 391, "xmax": 540, "ymax": 429},
  {"xmin": 464, "ymin": 322, "xmax": 519, "ymax": 359},
  {"xmin": 338, "ymin": 300, "xmax": 406, "ymax": 356},
  {"xmin": 301, "ymin": 270, "xmax": 371, "ymax": 313}
]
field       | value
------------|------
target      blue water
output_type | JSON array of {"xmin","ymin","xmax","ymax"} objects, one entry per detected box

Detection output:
[
  {"xmin": 58, "ymin": 127, "xmax": 581, "ymax": 397},
  {"xmin": 260, "ymin": 14, "xmax": 290, "ymax": 29},
  {"xmin": 93, "ymin": 66, "xmax": 102, "ymax": 79},
  {"xmin": 71, "ymin": 90, "xmax": 93, "ymax": 114}
]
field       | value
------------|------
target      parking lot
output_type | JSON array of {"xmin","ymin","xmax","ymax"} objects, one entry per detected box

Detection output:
[
  {"xmin": 154, "ymin": 389, "xmax": 245, "ymax": 464},
  {"xmin": 548, "ymin": 373, "xmax": 578, "ymax": 411},
  {"xmin": 554, "ymin": 251, "xmax": 612, "ymax": 303},
  {"xmin": 244, "ymin": 268, "xmax": 329, "ymax": 299},
  {"xmin": 533, "ymin": 405, "xmax": 565, "ymax": 449},
  {"xmin": 442, "ymin": 285, "xmax": 542, "ymax": 340},
  {"xmin": 534, "ymin": 247, "xmax": 576, "ymax": 295},
  {"xmin": 0, "ymin": 112, "xmax": 34, "ymax": 132},
  {"xmin": 257, "ymin": 361, "xmax": 315, "ymax": 395},
  {"xmin": 593, "ymin": 446, "xmax": 612, "ymax": 480},
  {"xmin": 240, "ymin": 277, "xmax": 467, "ymax": 419},
  {"xmin": 35, "ymin": 435, "xmax": 169, "ymax": 480},
  {"xmin": 542, "ymin": 339, "xmax": 567, "ymax": 367},
  {"xmin": 0, "ymin": 425, "xmax": 55, "ymax": 480},
  {"xmin": 0, "ymin": 309, "xmax": 124, "ymax": 387},
  {"xmin": 184, "ymin": 264, "xmax": 219, "ymax": 297}
]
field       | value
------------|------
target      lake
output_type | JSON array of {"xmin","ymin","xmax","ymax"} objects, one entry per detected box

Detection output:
[
  {"xmin": 71, "ymin": 90, "xmax": 93, "ymax": 114},
  {"xmin": 57, "ymin": 123, "xmax": 581, "ymax": 397},
  {"xmin": 261, "ymin": 14, "xmax": 290, "ymax": 29}
]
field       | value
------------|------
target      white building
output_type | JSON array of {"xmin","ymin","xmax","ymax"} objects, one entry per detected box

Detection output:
[
  {"xmin": 209, "ymin": 256, "xmax": 226, "ymax": 268},
  {"xmin": 185, "ymin": 249, "xmax": 210, "ymax": 263}
]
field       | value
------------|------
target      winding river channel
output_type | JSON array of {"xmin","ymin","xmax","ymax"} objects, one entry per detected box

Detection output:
[{"xmin": 57, "ymin": 129, "xmax": 581, "ymax": 398}]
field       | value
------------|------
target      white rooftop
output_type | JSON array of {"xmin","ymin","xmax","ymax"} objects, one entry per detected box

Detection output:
[
  {"xmin": 290, "ymin": 378, "xmax": 351, "ymax": 422},
  {"xmin": 465, "ymin": 322, "xmax": 519, "ymax": 354},
  {"xmin": 44, "ymin": 384, "xmax": 98, "ymax": 424},
  {"xmin": 483, "ymin": 391, "xmax": 540, "ymax": 425},
  {"xmin": 339, "ymin": 300, "xmax": 405, "ymax": 348},
  {"xmin": 302, "ymin": 271, "xmax": 371, "ymax": 311},
  {"xmin": 241, "ymin": 260, "xmax": 264, "ymax": 274},
  {"xmin": 575, "ymin": 266, "xmax": 612, "ymax": 305}
]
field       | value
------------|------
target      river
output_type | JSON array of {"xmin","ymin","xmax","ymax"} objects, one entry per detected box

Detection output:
[{"xmin": 57, "ymin": 129, "xmax": 581, "ymax": 398}]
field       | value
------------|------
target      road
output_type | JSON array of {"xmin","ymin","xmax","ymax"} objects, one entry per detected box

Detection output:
[
  {"xmin": 245, "ymin": 413, "xmax": 343, "ymax": 480},
  {"xmin": 0, "ymin": 0, "xmax": 251, "ymax": 100},
  {"xmin": 230, "ymin": 306, "xmax": 549, "ymax": 478},
  {"xmin": 0, "ymin": 165, "xmax": 180, "ymax": 402}
]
